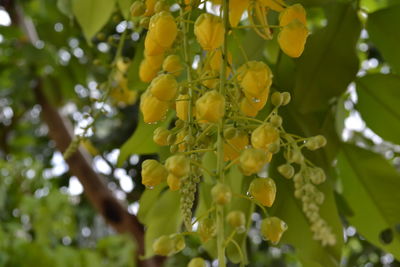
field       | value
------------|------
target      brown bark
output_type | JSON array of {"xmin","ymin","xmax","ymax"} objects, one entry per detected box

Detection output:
[{"xmin": 3, "ymin": 1, "xmax": 164, "ymax": 266}]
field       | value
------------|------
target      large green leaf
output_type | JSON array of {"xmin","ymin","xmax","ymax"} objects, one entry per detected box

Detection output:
[
  {"xmin": 367, "ymin": 5, "xmax": 400, "ymax": 73},
  {"xmin": 337, "ymin": 144, "xmax": 400, "ymax": 260},
  {"xmin": 271, "ymin": 157, "xmax": 344, "ymax": 267},
  {"xmin": 293, "ymin": 3, "xmax": 361, "ymax": 113},
  {"xmin": 141, "ymin": 189, "xmax": 182, "ymax": 258},
  {"xmin": 117, "ymin": 112, "xmax": 174, "ymax": 166},
  {"xmin": 72, "ymin": 0, "xmax": 116, "ymax": 43},
  {"xmin": 356, "ymin": 74, "xmax": 400, "ymax": 144},
  {"xmin": 361, "ymin": 0, "xmax": 400, "ymax": 12},
  {"xmin": 118, "ymin": 0, "xmax": 134, "ymax": 19}
]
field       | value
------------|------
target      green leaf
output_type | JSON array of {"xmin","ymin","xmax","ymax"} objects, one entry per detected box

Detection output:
[
  {"xmin": 117, "ymin": 112, "xmax": 174, "ymax": 166},
  {"xmin": 337, "ymin": 144, "xmax": 400, "ymax": 260},
  {"xmin": 367, "ymin": 5, "xmax": 400, "ymax": 73},
  {"xmin": 356, "ymin": 74, "xmax": 400, "ymax": 144},
  {"xmin": 293, "ymin": 3, "xmax": 361, "ymax": 113},
  {"xmin": 361, "ymin": 0, "xmax": 400, "ymax": 13},
  {"xmin": 118, "ymin": 0, "xmax": 134, "ymax": 19},
  {"xmin": 142, "ymin": 190, "xmax": 182, "ymax": 258},
  {"xmin": 72, "ymin": 0, "xmax": 116, "ymax": 43},
  {"xmin": 270, "ymin": 157, "xmax": 344, "ymax": 267}
]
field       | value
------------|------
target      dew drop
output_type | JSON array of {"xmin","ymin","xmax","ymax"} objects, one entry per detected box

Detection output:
[
  {"xmin": 146, "ymin": 186, "xmax": 154, "ymax": 190},
  {"xmin": 252, "ymin": 97, "xmax": 260, "ymax": 103}
]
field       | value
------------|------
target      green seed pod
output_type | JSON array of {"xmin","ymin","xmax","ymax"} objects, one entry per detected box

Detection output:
[
  {"xmin": 271, "ymin": 92, "xmax": 283, "ymax": 106},
  {"xmin": 170, "ymin": 234, "xmax": 186, "ymax": 253},
  {"xmin": 281, "ymin": 92, "xmax": 291, "ymax": 105},
  {"xmin": 170, "ymin": 144, "xmax": 178, "ymax": 154},
  {"xmin": 226, "ymin": 210, "xmax": 246, "ymax": 229},
  {"xmin": 139, "ymin": 17, "xmax": 150, "ymax": 29},
  {"xmin": 270, "ymin": 115, "xmax": 282, "ymax": 127},
  {"xmin": 152, "ymin": 235, "xmax": 175, "ymax": 256},
  {"xmin": 130, "ymin": 1, "xmax": 146, "ymax": 17},
  {"xmin": 167, "ymin": 133, "xmax": 177, "ymax": 145},
  {"xmin": 154, "ymin": 0, "xmax": 169, "ymax": 13},
  {"xmin": 211, "ymin": 183, "xmax": 232, "ymax": 205},
  {"xmin": 277, "ymin": 164, "xmax": 295, "ymax": 179},
  {"xmin": 268, "ymin": 141, "xmax": 280, "ymax": 154}
]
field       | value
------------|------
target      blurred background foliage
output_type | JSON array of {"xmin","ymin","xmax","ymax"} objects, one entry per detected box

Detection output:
[{"xmin": 1, "ymin": 0, "xmax": 400, "ymax": 266}]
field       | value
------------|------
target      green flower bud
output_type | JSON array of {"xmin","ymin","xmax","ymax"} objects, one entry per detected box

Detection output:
[
  {"xmin": 277, "ymin": 164, "xmax": 295, "ymax": 179},
  {"xmin": 211, "ymin": 183, "xmax": 232, "ymax": 205}
]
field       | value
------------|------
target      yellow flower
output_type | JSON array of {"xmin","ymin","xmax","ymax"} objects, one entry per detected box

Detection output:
[
  {"xmin": 249, "ymin": 178, "xmax": 276, "ymax": 207},
  {"xmin": 261, "ymin": 217, "xmax": 288, "ymax": 244},
  {"xmin": 176, "ymin": 94, "xmax": 190, "ymax": 121},
  {"xmin": 279, "ymin": 3, "xmax": 306, "ymax": 27},
  {"xmin": 258, "ymin": 0, "xmax": 285, "ymax": 12},
  {"xmin": 229, "ymin": 0, "xmax": 250, "ymax": 27},
  {"xmin": 139, "ymin": 58, "xmax": 159, "ymax": 82},
  {"xmin": 149, "ymin": 74, "xmax": 178, "ymax": 101},
  {"xmin": 239, "ymin": 148, "xmax": 269, "ymax": 176},
  {"xmin": 195, "ymin": 90, "xmax": 225, "ymax": 123},
  {"xmin": 240, "ymin": 97, "xmax": 259, "ymax": 117},
  {"xmin": 251, "ymin": 123, "xmax": 279, "ymax": 151},
  {"xmin": 278, "ymin": 19, "xmax": 308, "ymax": 58},
  {"xmin": 140, "ymin": 91, "xmax": 169, "ymax": 123},
  {"xmin": 198, "ymin": 218, "xmax": 216, "ymax": 243},
  {"xmin": 165, "ymin": 154, "xmax": 190, "ymax": 177},
  {"xmin": 141, "ymin": 159, "xmax": 168, "ymax": 187},
  {"xmin": 194, "ymin": 13, "xmax": 225, "ymax": 51},
  {"xmin": 224, "ymin": 131, "xmax": 249, "ymax": 161},
  {"xmin": 167, "ymin": 173, "xmax": 181, "ymax": 191},
  {"xmin": 153, "ymin": 127, "xmax": 170, "ymax": 146},
  {"xmin": 238, "ymin": 61, "xmax": 273, "ymax": 99}
]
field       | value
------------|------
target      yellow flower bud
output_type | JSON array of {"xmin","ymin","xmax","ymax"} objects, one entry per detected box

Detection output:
[
  {"xmin": 261, "ymin": 217, "xmax": 288, "ymax": 244},
  {"xmin": 198, "ymin": 218, "xmax": 216, "ymax": 243},
  {"xmin": 258, "ymin": 0, "xmax": 285, "ymax": 12},
  {"xmin": 140, "ymin": 91, "xmax": 169, "ymax": 123},
  {"xmin": 226, "ymin": 210, "xmax": 246, "ymax": 229},
  {"xmin": 194, "ymin": 13, "xmax": 225, "ymax": 51},
  {"xmin": 211, "ymin": 183, "xmax": 232, "ymax": 205},
  {"xmin": 139, "ymin": 59, "xmax": 158, "ymax": 82},
  {"xmin": 176, "ymin": 94, "xmax": 190, "ymax": 121},
  {"xmin": 200, "ymin": 70, "xmax": 219, "ymax": 89},
  {"xmin": 149, "ymin": 74, "xmax": 178, "ymax": 101},
  {"xmin": 224, "ymin": 132, "xmax": 249, "ymax": 161},
  {"xmin": 175, "ymin": 130, "xmax": 187, "ymax": 152},
  {"xmin": 188, "ymin": 257, "xmax": 206, "ymax": 267},
  {"xmin": 141, "ymin": 159, "xmax": 168, "ymax": 187},
  {"xmin": 239, "ymin": 148, "xmax": 269, "ymax": 176},
  {"xmin": 251, "ymin": 124, "xmax": 279, "ymax": 151},
  {"xmin": 152, "ymin": 235, "xmax": 175, "ymax": 256},
  {"xmin": 279, "ymin": 4, "xmax": 307, "ymax": 27},
  {"xmin": 195, "ymin": 90, "xmax": 225, "ymax": 123},
  {"xmin": 144, "ymin": 30, "xmax": 166, "ymax": 56},
  {"xmin": 167, "ymin": 173, "xmax": 181, "ymax": 191},
  {"xmin": 238, "ymin": 61, "xmax": 272, "ymax": 99},
  {"xmin": 278, "ymin": 19, "xmax": 309, "ymax": 58},
  {"xmin": 165, "ymin": 154, "xmax": 190, "ymax": 177},
  {"xmin": 130, "ymin": 1, "xmax": 146, "ymax": 17},
  {"xmin": 229, "ymin": 0, "xmax": 250, "ymax": 27},
  {"xmin": 207, "ymin": 49, "xmax": 232, "ymax": 75},
  {"xmin": 249, "ymin": 178, "xmax": 276, "ymax": 207},
  {"xmin": 163, "ymin": 54, "xmax": 183, "ymax": 76},
  {"xmin": 153, "ymin": 127, "xmax": 170, "ymax": 146},
  {"xmin": 144, "ymin": 0, "xmax": 157, "ymax": 16},
  {"xmin": 149, "ymin": 11, "xmax": 178, "ymax": 49}
]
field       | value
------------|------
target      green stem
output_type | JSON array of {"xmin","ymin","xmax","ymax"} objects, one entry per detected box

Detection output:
[{"xmin": 216, "ymin": 1, "xmax": 230, "ymax": 266}]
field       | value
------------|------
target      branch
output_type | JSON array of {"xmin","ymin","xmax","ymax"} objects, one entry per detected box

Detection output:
[{"xmin": 3, "ymin": 1, "xmax": 163, "ymax": 266}]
